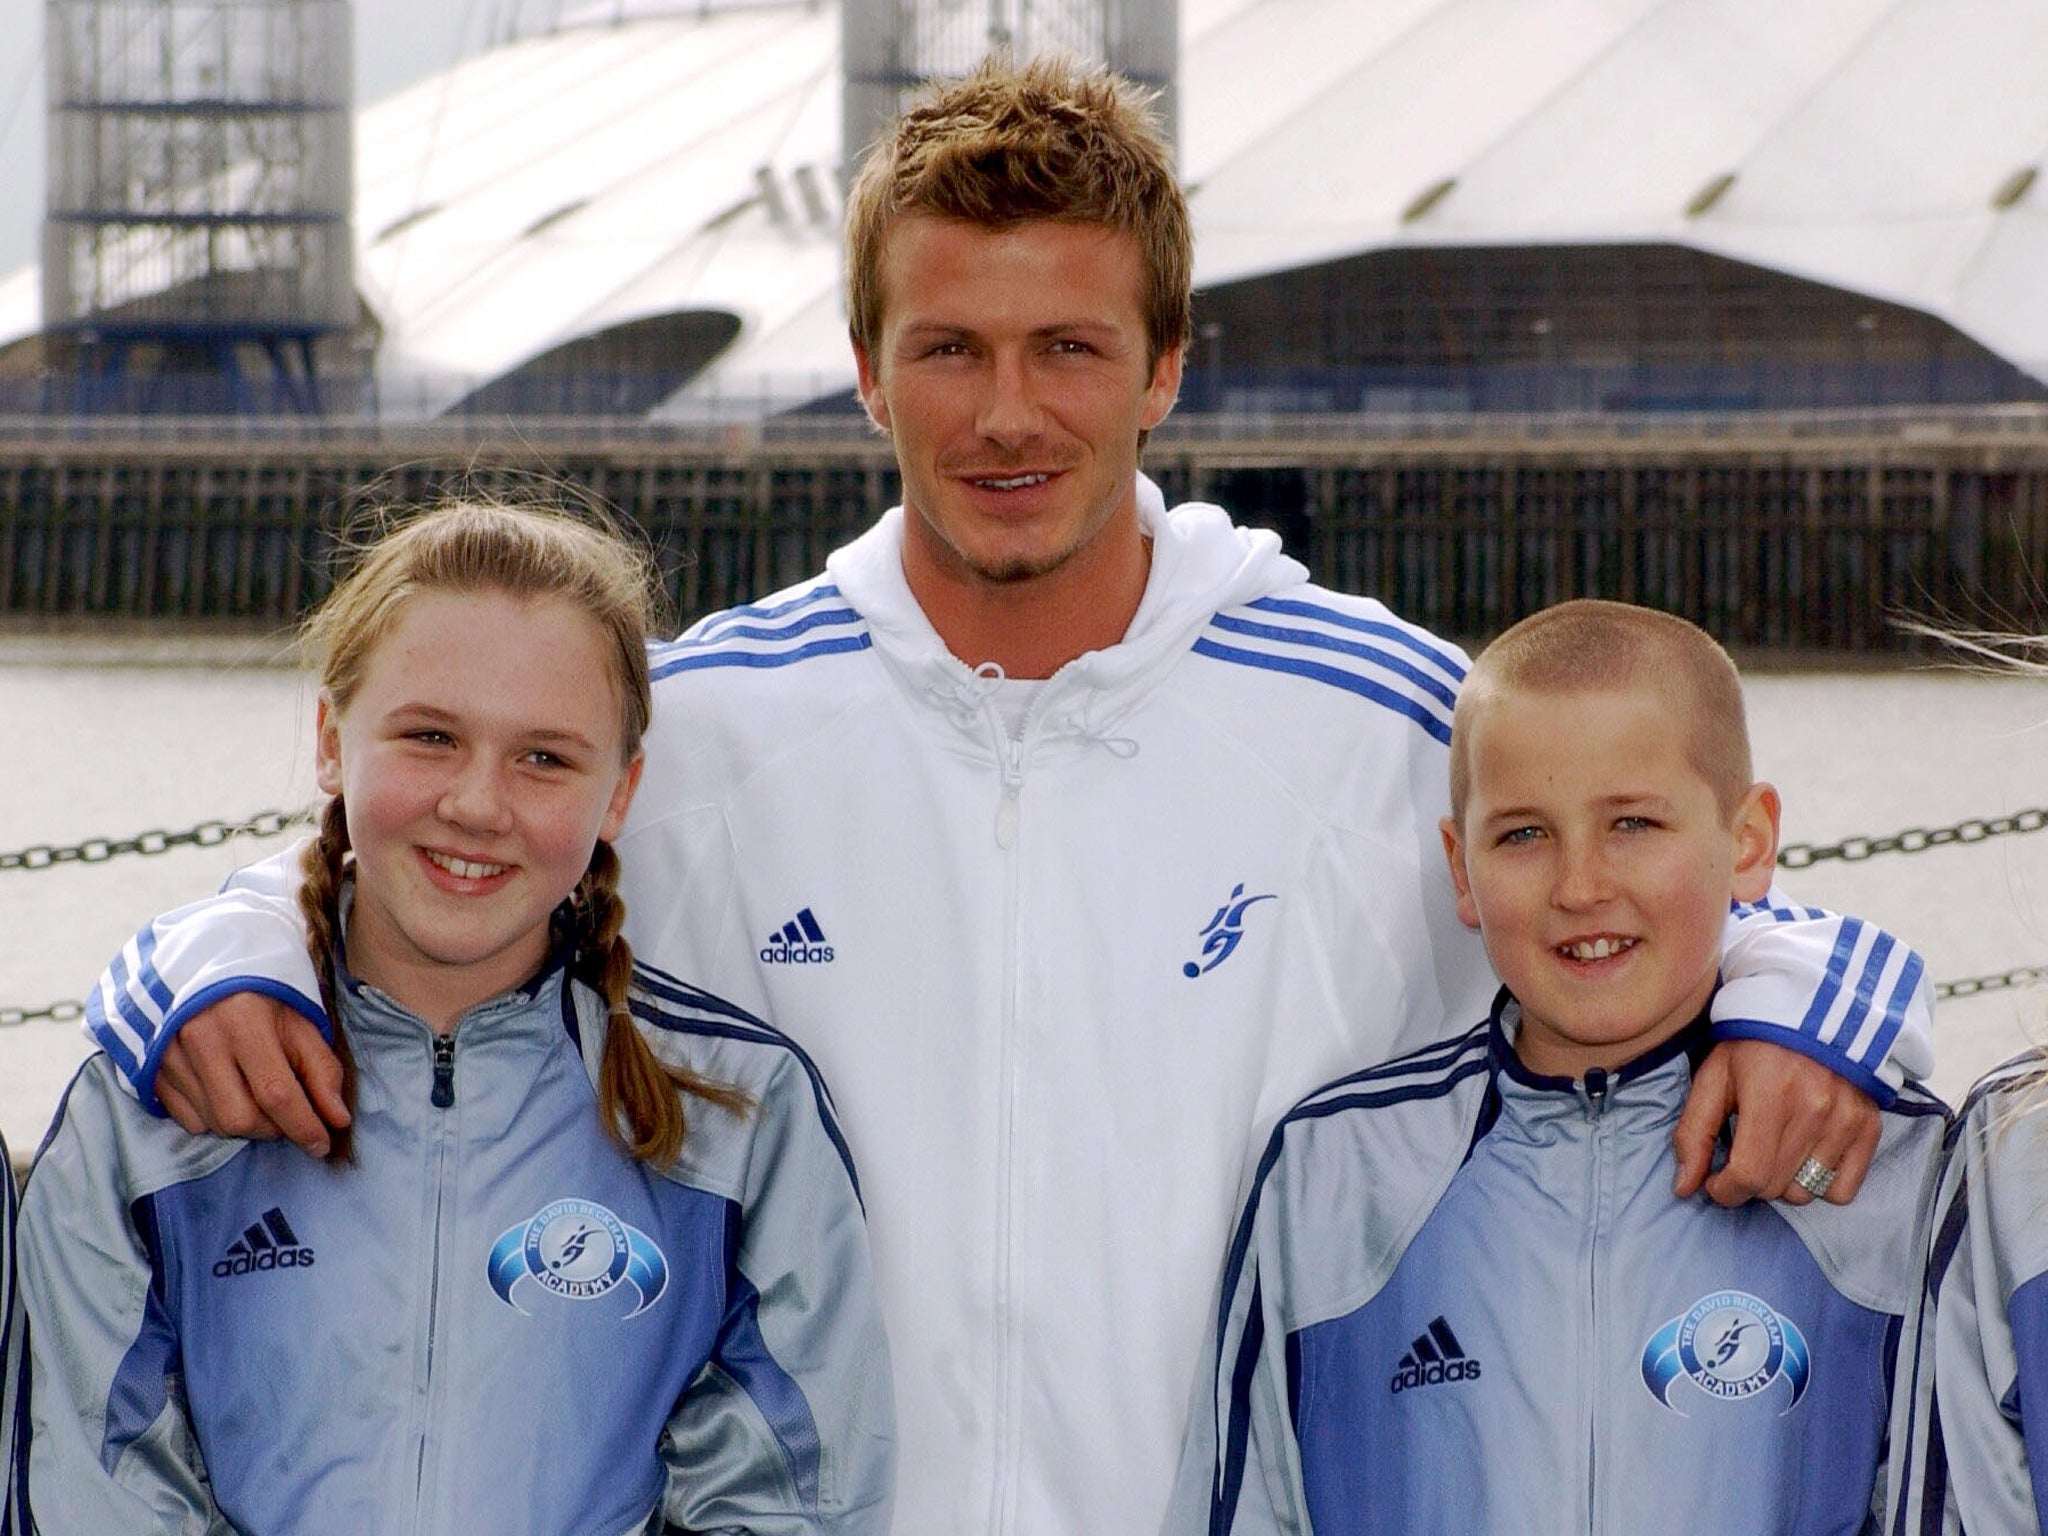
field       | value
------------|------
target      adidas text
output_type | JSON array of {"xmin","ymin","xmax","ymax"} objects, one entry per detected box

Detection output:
[
  {"xmin": 1390, "ymin": 1358, "xmax": 1481, "ymax": 1393},
  {"xmin": 760, "ymin": 942, "xmax": 834, "ymax": 964},
  {"xmin": 214, "ymin": 1247, "xmax": 316, "ymax": 1278}
]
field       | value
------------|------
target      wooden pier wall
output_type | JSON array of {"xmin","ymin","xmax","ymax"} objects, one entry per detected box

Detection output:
[{"xmin": 3, "ymin": 416, "xmax": 2045, "ymax": 649}]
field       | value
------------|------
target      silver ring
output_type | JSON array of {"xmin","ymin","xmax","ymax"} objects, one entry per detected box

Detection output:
[{"xmin": 1792, "ymin": 1156, "xmax": 1838, "ymax": 1198}]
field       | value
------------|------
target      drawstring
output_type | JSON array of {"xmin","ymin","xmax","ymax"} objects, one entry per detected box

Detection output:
[
  {"xmin": 926, "ymin": 660, "xmax": 1141, "ymax": 760},
  {"xmin": 1057, "ymin": 701, "xmax": 1140, "ymax": 760},
  {"xmin": 929, "ymin": 660, "xmax": 1006, "ymax": 732}
]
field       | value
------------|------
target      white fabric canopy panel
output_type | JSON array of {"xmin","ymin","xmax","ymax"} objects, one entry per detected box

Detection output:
[{"xmin": 4, "ymin": 0, "xmax": 2045, "ymax": 407}]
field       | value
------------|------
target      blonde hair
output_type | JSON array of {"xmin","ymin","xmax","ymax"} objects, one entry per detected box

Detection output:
[
  {"xmin": 844, "ymin": 52, "xmax": 1192, "ymax": 369},
  {"xmin": 1449, "ymin": 599, "xmax": 1753, "ymax": 823},
  {"xmin": 299, "ymin": 500, "xmax": 746, "ymax": 1165}
]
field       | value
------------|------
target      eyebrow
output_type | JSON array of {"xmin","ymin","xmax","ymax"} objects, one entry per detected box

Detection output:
[
  {"xmin": 385, "ymin": 702, "xmax": 600, "ymax": 753},
  {"xmin": 897, "ymin": 319, "xmax": 1127, "ymax": 343}
]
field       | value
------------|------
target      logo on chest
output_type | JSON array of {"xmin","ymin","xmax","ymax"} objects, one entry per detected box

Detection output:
[
  {"xmin": 486, "ymin": 1198, "xmax": 669, "ymax": 1319},
  {"xmin": 1640, "ymin": 1290, "xmax": 1811, "ymax": 1413},
  {"xmin": 212, "ymin": 1206, "xmax": 315, "ymax": 1278},
  {"xmin": 1184, "ymin": 883, "xmax": 1277, "ymax": 978}
]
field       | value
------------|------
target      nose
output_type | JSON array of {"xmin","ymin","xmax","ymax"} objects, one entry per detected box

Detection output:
[
  {"xmin": 1551, "ymin": 839, "xmax": 1614, "ymax": 911},
  {"xmin": 975, "ymin": 348, "xmax": 1044, "ymax": 450},
  {"xmin": 438, "ymin": 753, "xmax": 513, "ymax": 834}
]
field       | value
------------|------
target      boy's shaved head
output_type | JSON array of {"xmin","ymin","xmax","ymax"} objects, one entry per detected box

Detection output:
[{"xmin": 1449, "ymin": 600, "xmax": 1753, "ymax": 823}]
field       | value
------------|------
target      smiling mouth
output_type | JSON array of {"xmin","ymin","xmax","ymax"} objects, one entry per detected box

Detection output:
[
  {"xmin": 967, "ymin": 472, "xmax": 1054, "ymax": 491},
  {"xmin": 425, "ymin": 850, "xmax": 509, "ymax": 881},
  {"xmin": 1558, "ymin": 936, "xmax": 1637, "ymax": 961}
]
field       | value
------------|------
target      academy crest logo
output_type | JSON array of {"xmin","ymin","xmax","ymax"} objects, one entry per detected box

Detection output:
[
  {"xmin": 1640, "ymin": 1290, "xmax": 1811, "ymax": 1414},
  {"xmin": 486, "ymin": 1199, "xmax": 669, "ymax": 1318}
]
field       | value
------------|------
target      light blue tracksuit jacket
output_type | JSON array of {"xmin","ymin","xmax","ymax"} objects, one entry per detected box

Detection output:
[
  {"xmin": 16, "ymin": 956, "xmax": 893, "ymax": 1536},
  {"xmin": 1169, "ymin": 991, "xmax": 1946, "ymax": 1536}
]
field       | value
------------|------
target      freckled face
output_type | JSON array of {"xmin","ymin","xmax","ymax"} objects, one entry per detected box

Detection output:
[
  {"xmin": 316, "ymin": 589, "xmax": 642, "ymax": 1028},
  {"xmin": 1440, "ymin": 686, "xmax": 1778, "ymax": 1078},
  {"xmin": 855, "ymin": 214, "xmax": 1183, "ymax": 590}
]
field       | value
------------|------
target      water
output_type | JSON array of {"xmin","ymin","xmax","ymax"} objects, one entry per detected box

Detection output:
[{"xmin": 3, "ymin": 636, "xmax": 2046, "ymax": 1150}]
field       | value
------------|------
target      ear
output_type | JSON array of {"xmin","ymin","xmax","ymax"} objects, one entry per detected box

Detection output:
[
  {"xmin": 1141, "ymin": 342, "xmax": 1185, "ymax": 431},
  {"xmin": 1728, "ymin": 782, "xmax": 1782, "ymax": 903},
  {"xmin": 852, "ymin": 332, "xmax": 891, "ymax": 434},
  {"xmin": 1440, "ymin": 815, "xmax": 1482, "ymax": 932},
  {"xmin": 315, "ymin": 694, "xmax": 344, "ymax": 798},
  {"xmin": 599, "ymin": 752, "xmax": 645, "ymax": 843}
]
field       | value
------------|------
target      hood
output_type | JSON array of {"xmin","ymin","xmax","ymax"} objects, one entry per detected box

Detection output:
[{"xmin": 825, "ymin": 473, "xmax": 1307, "ymax": 719}]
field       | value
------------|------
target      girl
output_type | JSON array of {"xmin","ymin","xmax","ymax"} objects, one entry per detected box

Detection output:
[{"xmin": 16, "ymin": 503, "xmax": 893, "ymax": 1535}]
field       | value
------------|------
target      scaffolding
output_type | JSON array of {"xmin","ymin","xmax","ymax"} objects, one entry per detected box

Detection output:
[
  {"xmin": 842, "ymin": 0, "xmax": 1176, "ymax": 177},
  {"xmin": 42, "ymin": 0, "xmax": 355, "ymax": 412}
]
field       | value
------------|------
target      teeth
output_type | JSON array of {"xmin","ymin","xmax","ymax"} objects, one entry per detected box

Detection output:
[
  {"xmin": 428, "ymin": 851, "xmax": 507, "ymax": 880},
  {"xmin": 1563, "ymin": 937, "xmax": 1635, "ymax": 961},
  {"xmin": 975, "ymin": 473, "xmax": 1050, "ymax": 490}
]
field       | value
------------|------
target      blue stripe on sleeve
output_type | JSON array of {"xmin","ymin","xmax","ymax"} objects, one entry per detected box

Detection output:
[
  {"xmin": 1834, "ymin": 930, "xmax": 1898, "ymax": 1052},
  {"xmin": 130, "ymin": 927, "xmax": 175, "ymax": 1015},
  {"xmin": 717, "ymin": 1274, "xmax": 825, "ymax": 1511},
  {"xmin": 679, "ymin": 583, "xmax": 843, "ymax": 645},
  {"xmin": 1213, "ymin": 1278, "xmax": 1265, "ymax": 1536},
  {"xmin": 660, "ymin": 606, "xmax": 863, "ymax": 653},
  {"xmin": 1191, "ymin": 637, "xmax": 1454, "ymax": 744},
  {"xmin": 101, "ymin": 1195, "xmax": 179, "ymax": 1473},
  {"xmin": 650, "ymin": 632, "xmax": 872, "ymax": 681},
  {"xmin": 1208, "ymin": 613, "xmax": 1461, "ymax": 712},
  {"xmin": 1796, "ymin": 918, "xmax": 1865, "ymax": 1040},
  {"xmin": 1860, "ymin": 949, "xmax": 1924, "ymax": 1076},
  {"xmin": 1244, "ymin": 596, "xmax": 1469, "ymax": 681},
  {"xmin": 83, "ymin": 982, "xmax": 143, "ymax": 1085}
]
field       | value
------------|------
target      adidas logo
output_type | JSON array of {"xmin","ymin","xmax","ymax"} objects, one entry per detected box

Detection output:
[
  {"xmin": 1389, "ymin": 1316, "xmax": 1482, "ymax": 1393},
  {"xmin": 759, "ymin": 907, "xmax": 834, "ymax": 965},
  {"xmin": 213, "ymin": 1207, "xmax": 316, "ymax": 1278}
]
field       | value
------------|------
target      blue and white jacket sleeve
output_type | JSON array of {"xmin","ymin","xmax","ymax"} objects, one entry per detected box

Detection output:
[
  {"xmin": 14, "ymin": 1060, "xmax": 236, "ymax": 1535},
  {"xmin": 84, "ymin": 844, "xmax": 324, "ymax": 1114},
  {"xmin": 1915, "ymin": 1056, "xmax": 2048, "ymax": 1534},
  {"xmin": 1710, "ymin": 888, "xmax": 1934, "ymax": 1105},
  {"xmin": 1, "ymin": 1131, "xmax": 21, "ymax": 1536},
  {"xmin": 635, "ymin": 1008, "xmax": 896, "ymax": 1534}
]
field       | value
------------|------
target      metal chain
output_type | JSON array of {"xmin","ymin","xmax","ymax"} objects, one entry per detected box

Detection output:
[
  {"xmin": 6, "ymin": 970, "xmax": 2047, "ymax": 1029},
  {"xmin": 0, "ymin": 1000, "xmax": 85, "ymax": 1028},
  {"xmin": 0, "ymin": 809, "xmax": 312, "ymax": 874},
  {"xmin": 1933, "ymin": 966, "xmax": 2048, "ymax": 1001},
  {"xmin": 1779, "ymin": 808, "xmax": 2048, "ymax": 869}
]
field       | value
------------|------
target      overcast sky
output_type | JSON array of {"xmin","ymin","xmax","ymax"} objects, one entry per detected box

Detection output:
[{"xmin": 0, "ymin": 0, "xmax": 504, "ymax": 275}]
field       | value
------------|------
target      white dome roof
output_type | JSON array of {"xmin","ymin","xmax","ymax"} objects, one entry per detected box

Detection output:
[{"xmin": 8, "ymin": 0, "xmax": 2046, "ymax": 409}]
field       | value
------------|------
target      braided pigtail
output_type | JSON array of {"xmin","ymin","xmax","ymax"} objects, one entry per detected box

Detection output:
[
  {"xmin": 296, "ymin": 797, "xmax": 361, "ymax": 1165},
  {"xmin": 576, "ymin": 840, "xmax": 752, "ymax": 1166}
]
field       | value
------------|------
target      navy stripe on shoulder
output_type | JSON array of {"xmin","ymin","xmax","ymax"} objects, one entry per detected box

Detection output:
[
  {"xmin": 677, "ymin": 582, "xmax": 846, "ymax": 644},
  {"xmin": 1190, "ymin": 636, "xmax": 1454, "ymax": 746},
  {"xmin": 1290, "ymin": 1020, "xmax": 1492, "ymax": 1117},
  {"xmin": 649, "ymin": 581, "xmax": 871, "ymax": 681},
  {"xmin": 1245, "ymin": 595, "xmax": 1469, "ymax": 682},
  {"xmin": 651, "ymin": 631, "xmax": 872, "ymax": 682},
  {"xmin": 627, "ymin": 962, "xmax": 860, "ymax": 1206}
]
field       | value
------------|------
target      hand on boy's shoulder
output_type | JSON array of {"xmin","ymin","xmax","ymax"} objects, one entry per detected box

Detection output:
[
  {"xmin": 1672, "ymin": 1038, "xmax": 1880, "ymax": 1208},
  {"xmin": 158, "ymin": 994, "xmax": 350, "ymax": 1157}
]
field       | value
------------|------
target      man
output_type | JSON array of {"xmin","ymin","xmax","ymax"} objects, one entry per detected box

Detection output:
[{"xmin": 89, "ymin": 57, "xmax": 1925, "ymax": 1535}]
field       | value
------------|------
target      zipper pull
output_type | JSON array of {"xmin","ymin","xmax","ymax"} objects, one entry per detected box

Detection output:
[
  {"xmin": 431, "ymin": 1034, "xmax": 456, "ymax": 1108},
  {"xmin": 995, "ymin": 740, "xmax": 1025, "ymax": 849},
  {"xmin": 1580, "ymin": 1067, "xmax": 1609, "ymax": 1116}
]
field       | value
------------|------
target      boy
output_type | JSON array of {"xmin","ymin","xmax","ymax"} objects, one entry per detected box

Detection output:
[{"xmin": 1168, "ymin": 599, "xmax": 1946, "ymax": 1535}]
